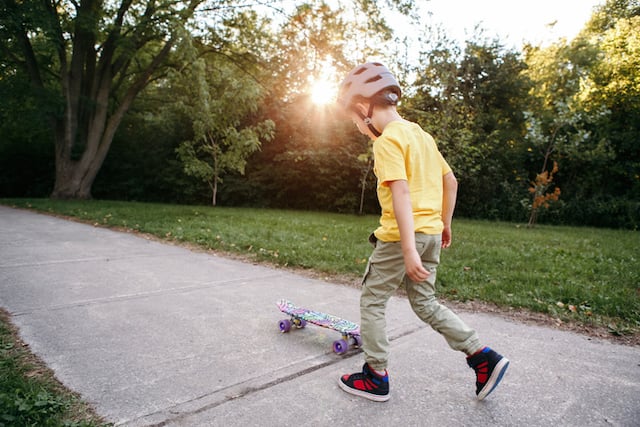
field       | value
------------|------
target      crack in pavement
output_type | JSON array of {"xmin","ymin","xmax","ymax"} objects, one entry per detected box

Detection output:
[
  {"xmin": 10, "ymin": 273, "xmax": 285, "ymax": 316},
  {"xmin": 131, "ymin": 323, "xmax": 425, "ymax": 427}
]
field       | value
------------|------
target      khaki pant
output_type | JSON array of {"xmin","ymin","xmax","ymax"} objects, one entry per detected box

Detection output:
[{"xmin": 360, "ymin": 233, "xmax": 482, "ymax": 371}]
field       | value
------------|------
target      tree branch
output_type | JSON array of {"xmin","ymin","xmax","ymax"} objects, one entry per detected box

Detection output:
[{"xmin": 4, "ymin": 0, "xmax": 43, "ymax": 88}]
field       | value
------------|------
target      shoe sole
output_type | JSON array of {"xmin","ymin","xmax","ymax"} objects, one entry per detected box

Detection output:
[
  {"xmin": 477, "ymin": 357, "xmax": 509, "ymax": 400},
  {"xmin": 338, "ymin": 378, "xmax": 390, "ymax": 402}
]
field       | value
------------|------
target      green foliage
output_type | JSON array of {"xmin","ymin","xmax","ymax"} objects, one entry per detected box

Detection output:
[
  {"xmin": 0, "ymin": 0, "xmax": 211, "ymax": 199},
  {"xmin": 407, "ymin": 37, "xmax": 531, "ymax": 221},
  {"xmin": 0, "ymin": 56, "xmax": 56, "ymax": 198},
  {"xmin": 0, "ymin": 388, "xmax": 66, "ymax": 427},
  {"xmin": 518, "ymin": 0, "xmax": 640, "ymax": 229},
  {"xmin": 3, "ymin": 199, "xmax": 638, "ymax": 335},
  {"xmin": 172, "ymin": 13, "xmax": 274, "ymax": 206},
  {"xmin": 0, "ymin": 137, "xmax": 53, "ymax": 198},
  {"xmin": 1, "ymin": 0, "xmax": 638, "ymax": 228},
  {"xmin": 559, "ymin": 195, "xmax": 640, "ymax": 229},
  {"xmin": 0, "ymin": 313, "xmax": 107, "ymax": 426},
  {"xmin": 171, "ymin": 18, "xmax": 276, "ymax": 206},
  {"xmin": 247, "ymin": 97, "xmax": 377, "ymax": 213},
  {"xmin": 91, "ymin": 93, "xmax": 199, "ymax": 204}
]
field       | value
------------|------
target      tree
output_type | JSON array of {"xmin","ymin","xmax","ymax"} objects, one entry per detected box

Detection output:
[
  {"xmin": 577, "ymin": 1, "xmax": 640, "ymax": 201},
  {"xmin": 174, "ymin": 46, "xmax": 275, "ymax": 206},
  {"xmin": 521, "ymin": 0, "xmax": 640, "ymax": 227},
  {"xmin": 0, "ymin": 0, "xmax": 226, "ymax": 199},
  {"xmin": 407, "ymin": 33, "xmax": 531, "ymax": 221},
  {"xmin": 357, "ymin": 148, "xmax": 374, "ymax": 215},
  {"xmin": 527, "ymin": 161, "xmax": 561, "ymax": 227},
  {"xmin": 0, "ymin": 0, "xmax": 414, "ymax": 201},
  {"xmin": 236, "ymin": 0, "xmax": 402, "ymax": 213}
]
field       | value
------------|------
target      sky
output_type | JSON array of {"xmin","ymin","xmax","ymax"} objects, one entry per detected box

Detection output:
[
  {"xmin": 268, "ymin": 1, "xmax": 606, "ymax": 48},
  {"xmin": 405, "ymin": 0, "xmax": 606, "ymax": 47},
  {"xmin": 274, "ymin": 0, "xmax": 608, "ymax": 102}
]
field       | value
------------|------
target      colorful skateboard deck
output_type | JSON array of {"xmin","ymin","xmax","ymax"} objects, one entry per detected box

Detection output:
[{"xmin": 277, "ymin": 299, "xmax": 361, "ymax": 354}]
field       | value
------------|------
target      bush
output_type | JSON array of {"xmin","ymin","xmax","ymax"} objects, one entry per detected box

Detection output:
[{"xmin": 559, "ymin": 196, "xmax": 640, "ymax": 229}]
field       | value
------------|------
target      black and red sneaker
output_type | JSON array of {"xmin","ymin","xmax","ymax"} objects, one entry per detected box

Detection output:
[
  {"xmin": 338, "ymin": 363, "xmax": 390, "ymax": 402},
  {"xmin": 467, "ymin": 347, "xmax": 509, "ymax": 400}
]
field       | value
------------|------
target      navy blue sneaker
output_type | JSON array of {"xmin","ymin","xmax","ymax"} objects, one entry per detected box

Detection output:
[
  {"xmin": 339, "ymin": 363, "xmax": 390, "ymax": 402},
  {"xmin": 467, "ymin": 347, "xmax": 509, "ymax": 400}
]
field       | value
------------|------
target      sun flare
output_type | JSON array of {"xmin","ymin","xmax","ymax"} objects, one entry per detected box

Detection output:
[{"xmin": 310, "ymin": 78, "xmax": 337, "ymax": 105}]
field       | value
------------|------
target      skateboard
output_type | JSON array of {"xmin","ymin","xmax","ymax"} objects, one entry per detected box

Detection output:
[{"xmin": 277, "ymin": 299, "xmax": 362, "ymax": 354}]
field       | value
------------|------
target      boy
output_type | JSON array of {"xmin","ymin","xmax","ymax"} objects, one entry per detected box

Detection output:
[{"xmin": 336, "ymin": 62, "xmax": 509, "ymax": 402}]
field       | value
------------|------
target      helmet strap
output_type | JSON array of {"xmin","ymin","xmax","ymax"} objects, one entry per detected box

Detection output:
[
  {"xmin": 355, "ymin": 103, "xmax": 382, "ymax": 137},
  {"xmin": 364, "ymin": 117, "xmax": 382, "ymax": 138}
]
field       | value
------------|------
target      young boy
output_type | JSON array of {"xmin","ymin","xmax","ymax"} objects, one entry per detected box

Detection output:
[{"xmin": 336, "ymin": 62, "xmax": 509, "ymax": 402}]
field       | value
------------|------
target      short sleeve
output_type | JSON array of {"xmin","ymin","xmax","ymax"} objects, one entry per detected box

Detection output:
[{"xmin": 373, "ymin": 136, "xmax": 407, "ymax": 187}]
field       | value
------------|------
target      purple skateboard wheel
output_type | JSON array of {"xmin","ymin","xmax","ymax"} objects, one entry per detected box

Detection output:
[
  {"xmin": 333, "ymin": 339, "xmax": 348, "ymax": 354},
  {"xmin": 279, "ymin": 319, "xmax": 291, "ymax": 332}
]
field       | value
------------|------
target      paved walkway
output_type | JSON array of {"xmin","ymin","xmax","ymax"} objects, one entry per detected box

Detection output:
[{"xmin": 0, "ymin": 205, "xmax": 638, "ymax": 426}]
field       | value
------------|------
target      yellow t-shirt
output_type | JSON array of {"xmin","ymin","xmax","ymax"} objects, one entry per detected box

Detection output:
[{"xmin": 373, "ymin": 120, "xmax": 452, "ymax": 242}]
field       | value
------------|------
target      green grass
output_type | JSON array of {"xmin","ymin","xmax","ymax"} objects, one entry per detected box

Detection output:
[
  {"xmin": 0, "ymin": 310, "xmax": 108, "ymax": 427},
  {"xmin": 440, "ymin": 221, "xmax": 639, "ymax": 335},
  {"xmin": 3, "ymin": 198, "xmax": 638, "ymax": 335}
]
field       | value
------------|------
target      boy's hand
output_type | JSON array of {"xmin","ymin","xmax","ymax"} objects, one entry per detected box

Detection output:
[
  {"xmin": 404, "ymin": 248, "xmax": 430, "ymax": 282},
  {"xmin": 442, "ymin": 226, "xmax": 452, "ymax": 248}
]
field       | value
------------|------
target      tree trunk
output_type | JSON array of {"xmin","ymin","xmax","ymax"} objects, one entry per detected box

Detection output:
[
  {"xmin": 50, "ymin": 80, "xmax": 117, "ymax": 199},
  {"xmin": 49, "ymin": 35, "xmax": 175, "ymax": 199},
  {"xmin": 212, "ymin": 179, "xmax": 218, "ymax": 207},
  {"xmin": 51, "ymin": 160, "xmax": 95, "ymax": 199},
  {"xmin": 527, "ymin": 208, "xmax": 538, "ymax": 228},
  {"xmin": 211, "ymin": 148, "xmax": 219, "ymax": 206},
  {"xmin": 9, "ymin": 0, "xmax": 211, "ymax": 201},
  {"xmin": 359, "ymin": 158, "xmax": 372, "ymax": 215}
]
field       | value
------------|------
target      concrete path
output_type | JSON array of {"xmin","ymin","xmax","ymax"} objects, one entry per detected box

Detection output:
[{"xmin": 0, "ymin": 205, "xmax": 638, "ymax": 426}]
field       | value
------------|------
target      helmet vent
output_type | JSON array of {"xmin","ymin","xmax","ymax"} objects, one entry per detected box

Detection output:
[
  {"xmin": 354, "ymin": 67, "xmax": 367, "ymax": 75},
  {"xmin": 337, "ymin": 62, "xmax": 401, "ymax": 109}
]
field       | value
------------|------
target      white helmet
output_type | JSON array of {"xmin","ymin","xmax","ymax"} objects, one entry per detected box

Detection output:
[
  {"xmin": 337, "ymin": 62, "xmax": 401, "ymax": 136},
  {"xmin": 337, "ymin": 62, "xmax": 401, "ymax": 109}
]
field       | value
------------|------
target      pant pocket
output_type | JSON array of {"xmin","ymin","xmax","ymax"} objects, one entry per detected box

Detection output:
[{"xmin": 361, "ymin": 258, "xmax": 372, "ymax": 286}]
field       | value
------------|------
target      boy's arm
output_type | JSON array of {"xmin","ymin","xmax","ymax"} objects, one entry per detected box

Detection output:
[
  {"xmin": 441, "ymin": 171, "xmax": 458, "ymax": 248},
  {"xmin": 389, "ymin": 179, "xmax": 430, "ymax": 283}
]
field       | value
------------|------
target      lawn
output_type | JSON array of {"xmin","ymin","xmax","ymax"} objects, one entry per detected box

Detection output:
[
  {"xmin": 2, "ymin": 198, "xmax": 638, "ymax": 335},
  {"xmin": 0, "ymin": 309, "xmax": 108, "ymax": 426}
]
